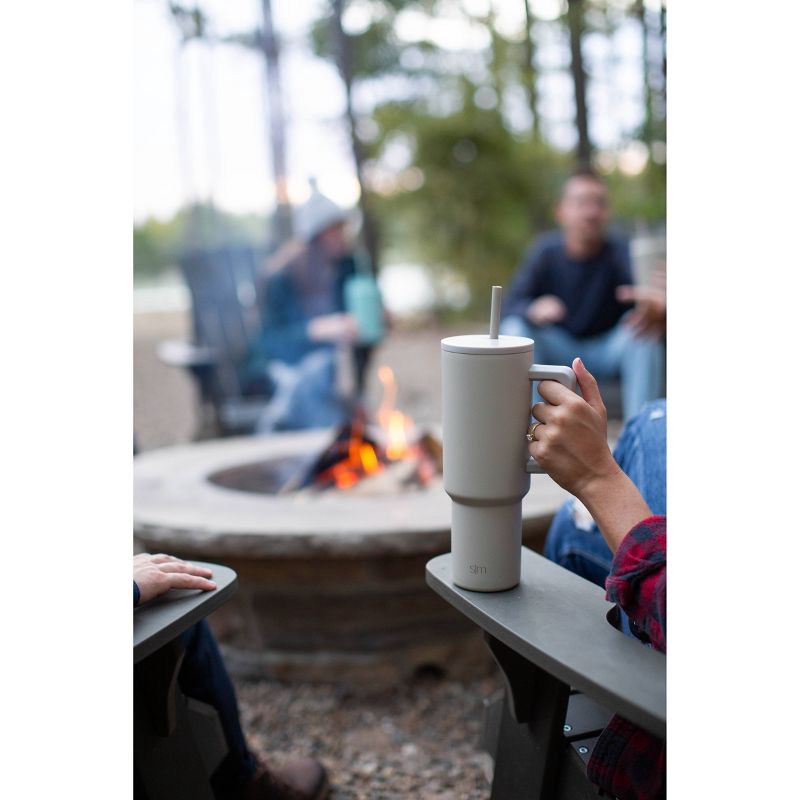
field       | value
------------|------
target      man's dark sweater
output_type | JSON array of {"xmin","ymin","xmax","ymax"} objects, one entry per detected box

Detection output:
[{"xmin": 503, "ymin": 230, "xmax": 633, "ymax": 339}]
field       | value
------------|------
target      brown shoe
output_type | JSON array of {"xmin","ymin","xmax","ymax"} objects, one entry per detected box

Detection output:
[{"xmin": 244, "ymin": 757, "xmax": 329, "ymax": 800}]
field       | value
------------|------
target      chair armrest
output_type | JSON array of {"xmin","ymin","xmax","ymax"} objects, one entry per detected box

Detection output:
[
  {"xmin": 426, "ymin": 548, "xmax": 665, "ymax": 738},
  {"xmin": 157, "ymin": 339, "xmax": 221, "ymax": 368},
  {"xmin": 134, "ymin": 562, "xmax": 238, "ymax": 663}
]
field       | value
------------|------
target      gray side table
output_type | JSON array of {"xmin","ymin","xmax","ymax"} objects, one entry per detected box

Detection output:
[
  {"xmin": 134, "ymin": 563, "xmax": 238, "ymax": 800},
  {"xmin": 426, "ymin": 548, "xmax": 665, "ymax": 799}
]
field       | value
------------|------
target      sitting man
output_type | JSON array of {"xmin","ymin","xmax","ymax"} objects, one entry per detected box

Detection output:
[
  {"xmin": 500, "ymin": 168, "xmax": 665, "ymax": 420},
  {"xmin": 134, "ymin": 553, "xmax": 330, "ymax": 800}
]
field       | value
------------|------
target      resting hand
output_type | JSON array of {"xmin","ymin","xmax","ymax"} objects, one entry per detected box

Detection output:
[
  {"xmin": 134, "ymin": 553, "xmax": 216, "ymax": 606},
  {"xmin": 529, "ymin": 358, "xmax": 618, "ymax": 498},
  {"xmin": 526, "ymin": 295, "xmax": 566, "ymax": 326},
  {"xmin": 307, "ymin": 313, "xmax": 359, "ymax": 343}
]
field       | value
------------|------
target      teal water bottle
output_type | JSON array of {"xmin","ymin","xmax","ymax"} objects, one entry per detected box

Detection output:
[{"xmin": 344, "ymin": 259, "xmax": 384, "ymax": 345}]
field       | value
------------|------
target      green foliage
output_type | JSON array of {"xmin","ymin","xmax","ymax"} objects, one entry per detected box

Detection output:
[
  {"xmin": 370, "ymin": 101, "xmax": 572, "ymax": 307},
  {"xmin": 133, "ymin": 204, "xmax": 269, "ymax": 282},
  {"xmin": 311, "ymin": 15, "xmax": 404, "ymax": 80},
  {"xmin": 133, "ymin": 215, "xmax": 184, "ymax": 281},
  {"xmin": 605, "ymin": 161, "xmax": 666, "ymax": 225}
]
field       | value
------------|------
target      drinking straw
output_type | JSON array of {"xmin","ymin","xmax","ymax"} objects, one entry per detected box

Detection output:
[{"xmin": 489, "ymin": 285, "xmax": 502, "ymax": 339}]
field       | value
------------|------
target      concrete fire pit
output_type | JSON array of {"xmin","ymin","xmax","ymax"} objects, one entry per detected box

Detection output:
[{"xmin": 133, "ymin": 429, "xmax": 570, "ymax": 686}]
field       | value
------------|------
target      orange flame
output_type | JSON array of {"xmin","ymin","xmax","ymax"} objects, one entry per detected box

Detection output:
[
  {"xmin": 359, "ymin": 442, "xmax": 380, "ymax": 473},
  {"xmin": 320, "ymin": 421, "xmax": 383, "ymax": 489},
  {"xmin": 377, "ymin": 366, "xmax": 413, "ymax": 461},
  {"xmin": 316, "ymin": 365, "xmax": 418, "ymax": 490}
]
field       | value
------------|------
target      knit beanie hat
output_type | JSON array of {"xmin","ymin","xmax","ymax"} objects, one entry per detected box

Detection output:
[{"xmin": 293, "ymin": 182, "xmax": 350, "ymax": 243}]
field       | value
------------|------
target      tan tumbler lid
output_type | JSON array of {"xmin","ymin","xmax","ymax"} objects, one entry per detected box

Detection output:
[{"xmin": 441, "ymin": 334, "xmax": 533, "ymax": 355}]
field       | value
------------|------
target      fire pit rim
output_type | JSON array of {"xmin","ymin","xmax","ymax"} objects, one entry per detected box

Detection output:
[{"xmin": 133, "ymin": 429, "xmax": 570, "ymax": 558}]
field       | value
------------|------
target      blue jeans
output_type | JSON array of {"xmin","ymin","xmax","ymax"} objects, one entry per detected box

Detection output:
[
  {"xmin": 499, "ymin": 316, "xmax": 664, "ymax": 421},
  {"xmin": 256, "ymin": 347, "xmax": 347, "ymax": 433},
  {"xmin": 544, "ymin": 399, "xmax": 666, "ymax": 588},
  {"xmin": 178, "ymin": 620, "xmax": 258, "ymax": 797}
]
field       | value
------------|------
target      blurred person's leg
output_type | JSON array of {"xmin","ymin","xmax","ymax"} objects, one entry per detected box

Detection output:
[
  {"xmin": 178, "ymin": 620, "xmax": 259, "ymax": 796},
  {"xmin": 258, "ymin": 349, "xmax": 346, "ymax": 432},
  {"xmin": 580, "ymin": 321, "xmax": 664, "ymax": 421},
  {"xmin": 499, "ymin": 316, "xmax": 583, "ymax": 406},
  {"xmin": 545, "ymin": 399, "xmax": 666, "ymax": 587},
  {"xmin": 352, "ymin": 345, "xmax": 372, "ymax": 395},
  {"xmin": 282, "ymin": 348, "xmax": 345, "ymax": 430},
  {"xmin": 499, "ymin": 316, "xmax": 579, "ymax": 363},
  {"xmin": 619, "ymin": 332, "xmax": 664, "ymax": 422},
  {"xmin": 500, "ymin": 315, "xmax": 664, "ymax": 419}
]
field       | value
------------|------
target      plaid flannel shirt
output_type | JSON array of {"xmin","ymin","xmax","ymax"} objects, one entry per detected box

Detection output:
[{"xmin": 587, "ymin": 515, "xmax": 666, "ymax": 800}]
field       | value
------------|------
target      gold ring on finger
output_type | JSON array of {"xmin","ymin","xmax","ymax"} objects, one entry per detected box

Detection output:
[{"xmin": 526, "ymin": 422, "xmax": 542, "ymax": 442}]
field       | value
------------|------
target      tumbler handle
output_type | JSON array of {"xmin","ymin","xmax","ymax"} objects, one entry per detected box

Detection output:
[{"xmin": 526, "ymin": 364, "xmax": 578, "ymax": 474}]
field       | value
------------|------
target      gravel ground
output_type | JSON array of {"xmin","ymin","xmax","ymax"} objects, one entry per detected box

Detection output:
[{"xmin": 235, "ymin": 673, "xmax": 500, "ymax": 800}]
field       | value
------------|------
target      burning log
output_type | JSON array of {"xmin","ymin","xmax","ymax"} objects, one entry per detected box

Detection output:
[
  {"xmin": 278, "ymin": 407, "xmax": 382, "ymax": 493},
  {"xmin": 279, "ymin": 366, "xmax": 443, "ymax": 495}
]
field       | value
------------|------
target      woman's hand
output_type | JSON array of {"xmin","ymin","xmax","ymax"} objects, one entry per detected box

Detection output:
[
  {"xmin": 529, "ymin": 358, "xmax": 619, "ymax": 498},
  {"xmin": 307, "ymin": 313, "xmax": 359, "ymax": 343},
  {"xmin": 529, "ymin": 358, "xmax": 653, "ymax": 553}
]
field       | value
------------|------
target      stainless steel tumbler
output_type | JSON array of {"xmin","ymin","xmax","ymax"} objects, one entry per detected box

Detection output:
[{"xmin": 441, "ymin": 289, "xmax": 576, "ymax": 591}]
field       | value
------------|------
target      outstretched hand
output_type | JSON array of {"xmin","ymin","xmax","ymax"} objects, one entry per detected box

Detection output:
[
  {"xmin": 134, "ymin": 553, "xmax": 217, "ymax": 606},
  {"xmin": 616, "ymin": 284, "xmax": 666, "ymax": 339},
  {"xmin": 529, "ymin": 358, "xmax": 619, "ymax": 499}
]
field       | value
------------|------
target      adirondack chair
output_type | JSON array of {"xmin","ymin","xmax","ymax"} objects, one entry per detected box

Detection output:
[
  {"xmin": 134, "ymin": 562, "xmax": 238, "ymax": 800},
  {"xmin": 426, "ymin": 547, "xmax": 665, "ymax": 800},
  {"xmin": 157, "ymin": 244, "xmax": 271, "ymax": 437}
]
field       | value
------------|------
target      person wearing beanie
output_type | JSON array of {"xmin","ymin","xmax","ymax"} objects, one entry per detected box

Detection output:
[{"xmin": 243, "ymin": 184, "xmax": 377, "ymax": 432}]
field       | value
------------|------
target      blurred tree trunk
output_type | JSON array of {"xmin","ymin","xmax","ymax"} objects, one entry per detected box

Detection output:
[
  {"xmin": 259, "ymin": 0, "xmax": 292, "ymax": 242},
  {"xmin": 635, "ymin": 0, "xmax": 654, "ymax": 144},
  {"xmin": 486, "ymin": 11, "xmax": 508, "ymax": 101},
  {"xmin": 522, "ymin": 0, "xmax": 540, "ymax": 139},
  {"xmin": 331, "ymin": 0, "xmax": 380, "ymax": 273},
  {"xmin": 566, "ymin": 0, "xmax": 591, "ymax": 165},
  {"xmin": 660, "ymin": 0, "xmax": 667, "ymax": 96}
]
